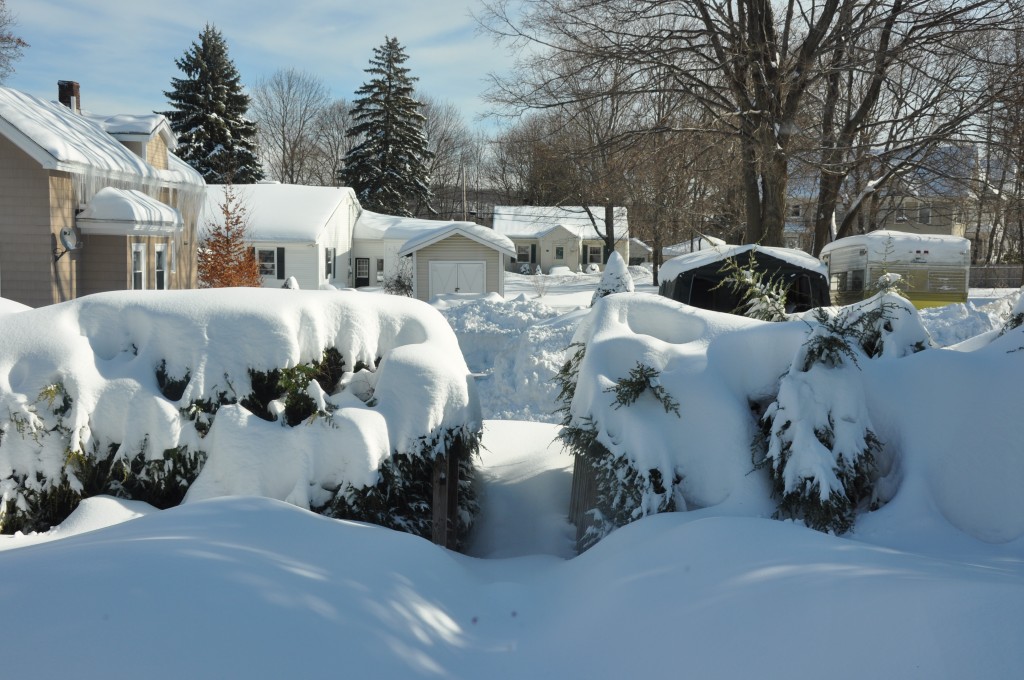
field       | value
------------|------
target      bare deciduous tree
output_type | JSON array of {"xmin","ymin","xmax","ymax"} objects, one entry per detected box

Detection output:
[
  {"xmin": 0, "ymin": 0, "xmax": 28, "ymax": 83},
  {"xmin": 251, "ymin": 68, "xmax": 330, "ymax": 184},
  {"xmin": 479, "ymin": 0, "xmax": 1019, "ymax": 249}
]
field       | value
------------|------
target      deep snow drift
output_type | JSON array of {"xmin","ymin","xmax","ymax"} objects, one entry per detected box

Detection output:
[{"xmin": 0, "ymin": 280, "xmax": 1021, "ymax": 679}]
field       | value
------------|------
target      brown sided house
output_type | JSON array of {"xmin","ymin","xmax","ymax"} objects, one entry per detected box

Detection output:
[{"xmin": 0, "ymin": 82, "xmax": 205, "ymax": 307}]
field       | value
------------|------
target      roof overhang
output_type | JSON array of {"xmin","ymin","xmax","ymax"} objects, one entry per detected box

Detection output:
[
  {"xmin": 76, "ymin": 187, "xmax": 182, "ymax": 236},
  {"xmin": 399, "ymin": 224, "xmax": 516, "ymax": 258}
]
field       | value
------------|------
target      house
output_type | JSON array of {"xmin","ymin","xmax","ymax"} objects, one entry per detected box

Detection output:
[
  {"xmin": 202, "ymin": 183, "xmax": 515, "ymax": 301},
  {"xmin": 0, "ymin": 82, "xmax": 205, "ymax": 307},
  {"xmin": 869, "ymin": 145, "xmax": 976, "ymax": 239},
  {"xmin": 204, "ymin": 183, "xmax": 358, "ymax": 290},
  {"xmin": 492, "ymin": 206, "xmax": 630, "ymax": 273}
]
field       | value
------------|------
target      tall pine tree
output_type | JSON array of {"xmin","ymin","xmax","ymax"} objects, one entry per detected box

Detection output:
[
  {"xmin": 163, "ymin": 25, "xmax": 263, "ymax": 184},
  {"xmin": 340, "ymin": 37, "xmax": 432, "ymax": 216}
]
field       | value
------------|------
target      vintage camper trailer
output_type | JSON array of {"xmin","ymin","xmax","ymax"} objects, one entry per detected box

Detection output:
[
  {"xmin": 659, "ymin": 244, "xmax": 830, "ymax": 314},
  {"xmin": 819, "ymin": 231, "xmax": 970, "ymax": 308}
]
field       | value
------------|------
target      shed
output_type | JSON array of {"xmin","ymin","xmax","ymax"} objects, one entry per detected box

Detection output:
[
  {"xmin": 659, "ymin": 244, "xmax": 830, "ymax": 314},
  {"xmin": 398, "ymin": 222, "xmax": 516, "ymax": 301}
]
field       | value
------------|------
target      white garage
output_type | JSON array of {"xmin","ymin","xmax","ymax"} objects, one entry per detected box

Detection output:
[{"xmin": 398, "ymin": 223, "xmax": 516, "ymax": 302}]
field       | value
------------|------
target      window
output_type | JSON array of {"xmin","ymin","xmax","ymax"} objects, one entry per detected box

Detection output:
[
  {"xmin": 154, "ymin": 244, "xmax": 168, "ymax": 290},
  {"xmin": 555, "ymin": 246, "xmax": 565, "ymax": 260},
  {"xmin": 376, "ymin": 258, "xmax": 385, "ymax": 273},
  {"xmin": 789, "ymin": 204, "xmax": 801, "ymax": 218},
  {"xmin": 258, "ymin": 249, "xmax": 277, "ymax": 277},
  {"xmin": 131, "ymin": 243, "xmax": 146, "ymax": 290},
  {"xmin": 895, "ymin": 207, "xmax": 907, "ymax": 222},
  {"xmin": 850, "ymin": 269, "xmax": 865, "ymax": 292},
  {"xmin": 586, "ymin": 245, "xmax": 603, "ymax": 263},
  {"xmin": 324, "ymin": 248, "xmax": 336, "ymax": 279},
  {"xmin": 918, "ymin": 205, "xmax": 931, "ymax": 224},
  {"xmin": 516, "ymin": 245, "xmax": 531, "ymax": 263}
]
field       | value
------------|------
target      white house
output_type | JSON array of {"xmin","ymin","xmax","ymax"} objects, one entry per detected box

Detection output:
[
  {"xmin": 203, "ymin": 183, "xmax": 514, "ymax": 300},
  {"xmin": 492, "ymin": 206, "xmax": 631, "ymax": 274},
  {"xmin": 204, "ymin": 183, "xmax": 358, "ymax": 290}
]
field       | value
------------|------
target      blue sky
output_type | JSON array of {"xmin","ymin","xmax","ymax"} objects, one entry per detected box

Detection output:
[{"xmin": 4, "ymin": 0, "xmax": 512, "ymax": 127}]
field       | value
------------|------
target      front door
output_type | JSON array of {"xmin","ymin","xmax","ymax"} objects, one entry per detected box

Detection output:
[{"xmin": 355, "ymin": 258, "xmax": 370, "ymax": 287}]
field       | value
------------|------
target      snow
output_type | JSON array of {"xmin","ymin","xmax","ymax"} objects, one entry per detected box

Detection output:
[
  {"xmin": 398, "ymin": 221, "xmax": 516, "ymax": 257},
  {"xmin": 0, "ymin": 86, "xmax": 200, "ymax": 187},
  {"xmin": 820, "ymin": 230, "xmax": 971, "ymax": 262},
  {"xmin": 204, "ymin": 184, "xmax": 357, "ymax": 242},
  {"xmin": 355, "ymin": 208, "xmax": 477, "ymax": 241},
  {"xmin": 0, "ymin": 277, "xmax": 1022, "ymax": 679},
  {"xmin": 659, "ymin": 243, "xmax": 827, "ymax": 283},
  {"xmin": 0, "ymin": 289, "xmax": 478, "ymax": 516},
  {"xmin": 76, "ymin": 186, "xmax": 182, "ymax": 234},
  {"xmin": 492, "ymin": 205, "xmax": 630, "ymax": 240}
]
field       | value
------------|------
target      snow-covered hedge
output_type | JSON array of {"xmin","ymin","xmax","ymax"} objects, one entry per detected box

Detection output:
[
  {"xmin": 562, "ymin": 289, "xmax": 1024, "ymax": 548},
  {"xmin": 0, "ymin": 290, "xmax": 481, "ymax": 544}
]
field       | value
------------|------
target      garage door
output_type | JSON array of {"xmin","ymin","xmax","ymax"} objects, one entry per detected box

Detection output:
[{"xmin": 429, "ymin": 261, "xmax": 486, "ymax": 297}]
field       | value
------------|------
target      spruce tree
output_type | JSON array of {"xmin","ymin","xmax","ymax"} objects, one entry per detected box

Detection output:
[
  {"xmin": 162, "ymin": 24, "xmax": 263, "ymax": 183},
  {"xmin": 340, "ymin": 37, "xmax": 432, "ymax": 216}
]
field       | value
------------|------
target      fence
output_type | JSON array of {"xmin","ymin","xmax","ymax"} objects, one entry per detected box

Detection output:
[{"xmin": 970, "ymin": 265, "xmax": 1024, "ymax": 288}]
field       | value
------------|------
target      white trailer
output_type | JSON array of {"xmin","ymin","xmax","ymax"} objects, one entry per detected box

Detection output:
[{"xmin": 820, "ymin": 231, "xmax": 970, "ymax": 308}]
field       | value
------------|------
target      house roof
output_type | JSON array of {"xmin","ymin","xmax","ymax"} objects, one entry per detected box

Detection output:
[
  {"xmin": 84, "ymin": 112, "xmax": 176, "ymax": 148},
  {"xmin": 0, "ymin": 86, "xmax": 199, "ymax": 186},
  {"xmin": 354, "ymin": 210, "xmax": 468, "ymax": 241},
  {"xmin": 398, "ymin": 222, "xmax": 515, "ymax": 258},
  {"xmin": 203, "ymin": 183, "xmax": 357, "ymax": 243},
  {"xmin": 492, "ymin": 206, "xmax": 630, "ymax": 240},
  {"xmin": 819, "ymin": 230, "xmax": 970, "ymax": 261},
  {"xmin": 662, "ymin": 235, "xmax": 727, "ymax": 259},
  {"xmin": 660, "ymin": 244, "xmax": 826, "ymax": 283},
  {"xmin": 77, "ymin": 187, "xmax": 182, "ymax": 235}
]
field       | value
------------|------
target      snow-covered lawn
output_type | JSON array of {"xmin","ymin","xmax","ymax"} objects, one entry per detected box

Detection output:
[{"xmin": 0, "ymin": 273, "xmax": 1022, "ymax": 679}]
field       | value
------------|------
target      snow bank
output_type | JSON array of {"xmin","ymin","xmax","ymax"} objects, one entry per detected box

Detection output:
[
  {"xmin": 0, "ymin": 289, "xmax": 480, "ymax": 532},
  {"xmin": 438, "ymin": 296, "xmax": 572, "ymax": 421},
  {"xmin": 566, "ymin": 291, "xmax": 1024, "ymax": 544}
]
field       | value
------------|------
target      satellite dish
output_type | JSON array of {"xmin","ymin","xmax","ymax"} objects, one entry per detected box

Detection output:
[{"xmin": 59, "ymin": 227, "xmax": 80, "ymax": 251}]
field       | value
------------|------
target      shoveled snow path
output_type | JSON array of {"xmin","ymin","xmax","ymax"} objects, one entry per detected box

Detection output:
[{"xmin": 465, "ymin": 421, "xmax": 575, "ymax": 559}]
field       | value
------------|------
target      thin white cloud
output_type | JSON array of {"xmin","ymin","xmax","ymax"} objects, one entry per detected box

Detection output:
[{"xmin": 5, "ymin": 0, "xmax": 514, "ymax": 125}]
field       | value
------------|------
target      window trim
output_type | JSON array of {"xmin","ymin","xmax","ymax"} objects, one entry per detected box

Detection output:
[
  {"xmin": 154, "ymin": 243, "xmax": 168, "ymax": 290},
  {"xmin": 258, "ymin": 248, "xmax": 277, "ymax": 278},
  {"xmin": 131, "ymin": 243, "xmax": 146, "ymax": 290}
]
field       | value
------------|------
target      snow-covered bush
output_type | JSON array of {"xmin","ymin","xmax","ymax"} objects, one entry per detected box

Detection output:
[
  {"xmin": 590, "ymin": 251, "xmax": 634, "ymax": 306},
  {"xmin": 0, "ymin": 290, "xmax": 481, "ymax": 546},
  {"xmin": 558, "ymin": 294, "xmax": 795, "ymax": 550},
  {"xmin": 756, "ymin": 288, "xmax": 929, "ymax": 534}
]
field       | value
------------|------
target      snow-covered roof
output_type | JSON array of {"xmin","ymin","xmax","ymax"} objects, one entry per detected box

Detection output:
[
  {"xmin": 0, "ymin": 86, "xmax": 197, "ymax": 185},
  {"xmin": 662, "ymin": 235, "xmax": 727, "ymax": 259},
  {"xmin": 77, "ymin": 187, "xmax": 182, "ymax": 235},
  {"xmin": 629, "ymin": 237, "xmax": 652, "ymax": 254},
  {"xmin": 659, "ymin": 244, "xmax": 826, "ymax": 283},
  {"xmin": 398, "ymin": 222, "xmax": 515, "ymax": 257},
  {"xmin": 492, "ymin": 206, "xmax": 630, "ymax": 241},
  {"xmin": 820, "ymin": 230, "xmax": 971, "ymax": 261},
  {"xmin": 84, "ymin": 112, "xmax": 175, "ymax": 147},
  {"xmin": 354, "ymin": 210, "xmax": 469, "ymax": 242},
  {"xmin": 203, "ymin": 184, "xmax": 357, "ymax": 243}
]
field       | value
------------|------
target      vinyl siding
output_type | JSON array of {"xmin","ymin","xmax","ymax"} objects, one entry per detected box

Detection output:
[{"xmin": 413, "ymin": 234, "xmax": 502, "ymax": 301}]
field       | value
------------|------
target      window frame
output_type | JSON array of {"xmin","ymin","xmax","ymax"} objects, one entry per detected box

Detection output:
[
  {"xmin": 154, "ymin": 243, "xmax": 168, "ymax": 290},
  {"xmin": 131, "ymin": 243, "xmax": 147, "ymax": 290}
]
